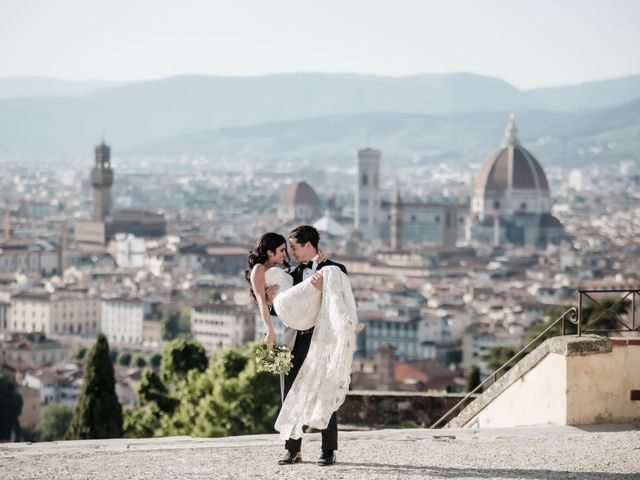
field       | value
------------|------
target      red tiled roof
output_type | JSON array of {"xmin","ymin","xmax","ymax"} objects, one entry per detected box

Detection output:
[
  {"xmin": 475, "ymin": 146, "xmax": 550, "ymax": 194},
  {"xmin": 279, "ymin": 181, "xmax": 319, "ymax": 207}
]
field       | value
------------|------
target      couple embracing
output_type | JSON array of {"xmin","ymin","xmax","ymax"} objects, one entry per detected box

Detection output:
[{"xmin": 246, "ymin": 225, "xmax": 359, "ymax": 467}]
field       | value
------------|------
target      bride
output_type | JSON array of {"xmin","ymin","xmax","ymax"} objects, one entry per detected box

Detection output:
[{"xmin": 246, "ymin": 230, "xmax": 359, "ymax": 465}]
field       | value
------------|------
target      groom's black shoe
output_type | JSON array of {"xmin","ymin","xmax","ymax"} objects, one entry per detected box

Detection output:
[
  {"xmin": 278, "ymin": 450, "xmax": 302, "ymax": 465},
  {"xmin": 317, "ymin": 450, "xmax": 336, "ymax": 466}
]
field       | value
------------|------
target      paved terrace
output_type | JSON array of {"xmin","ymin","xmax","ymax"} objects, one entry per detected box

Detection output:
[{"xmin": 1, "ymin": 425, "xmax": 639, "ymax": 479}]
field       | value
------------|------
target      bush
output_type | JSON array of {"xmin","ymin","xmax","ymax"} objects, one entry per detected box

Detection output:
[{"xmin": 118, "ymin": 352, "xmax": 132, "ymax": 366}]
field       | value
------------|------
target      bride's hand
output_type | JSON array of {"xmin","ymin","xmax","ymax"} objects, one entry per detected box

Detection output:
[
  {"xmin": 264, "ymin": 329, "xmax": 276, "ymax": 346},
  {"xmin": 310, "ymin": 271, "xmax": 323, "ymax": 291},
  {"xmin": 317, "ymin": 249, "xmax": 328, "ymax": 264}
]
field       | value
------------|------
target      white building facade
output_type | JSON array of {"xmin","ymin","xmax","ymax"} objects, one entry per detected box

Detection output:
[
  {"xmin": 191, "ymin": 304, "xmax": 255, "ymax": 354},
  {"xmin": 101, "ymin": 298, "xmax": 145, "ymax": 345}
]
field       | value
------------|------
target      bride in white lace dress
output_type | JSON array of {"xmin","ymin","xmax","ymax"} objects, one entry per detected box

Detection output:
[
  {"xmin": 246, "ymin": 232, "xmax": 359, "ymax": 444},
  {"xmin": 245, "ymin": 232, "xmax": 291, "ymax": 346}
]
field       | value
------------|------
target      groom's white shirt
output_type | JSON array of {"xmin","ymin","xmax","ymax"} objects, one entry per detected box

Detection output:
[{"xmin": 301, "ymin": 254, "xmax": 319, "ymax": 281}]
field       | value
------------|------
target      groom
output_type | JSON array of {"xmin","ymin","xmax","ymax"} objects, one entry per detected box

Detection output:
[{"xmin": 277, "ymin": 225, "xmax": 347, "ymax": 467}]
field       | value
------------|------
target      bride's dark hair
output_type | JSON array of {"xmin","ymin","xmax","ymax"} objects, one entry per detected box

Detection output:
[{"xmin": 245, "ymin": 232, "xmax": 290, "ymax": 299}]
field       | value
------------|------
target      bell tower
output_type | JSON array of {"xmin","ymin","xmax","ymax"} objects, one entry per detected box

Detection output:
[
  {"xmin": 355, "ymin": 147, "xmax": 381, "ymax": 241},
  {"xmin": 91, "ymin": 141, "xmax": 114, "ymax": 222}
]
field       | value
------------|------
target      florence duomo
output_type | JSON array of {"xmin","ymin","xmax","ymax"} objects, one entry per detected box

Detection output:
[
  {"xmin": 468, "ymin": 114, "xmax": 566, "ymax": 248},
  {"xmin": 1, "ymin": 1, "xmax": 639, "ymax": 477}
]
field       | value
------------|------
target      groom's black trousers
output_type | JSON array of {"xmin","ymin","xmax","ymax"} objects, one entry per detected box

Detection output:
[{"xmin": 283, "ymin": 328, "xmax": 338, "ymax": 452}]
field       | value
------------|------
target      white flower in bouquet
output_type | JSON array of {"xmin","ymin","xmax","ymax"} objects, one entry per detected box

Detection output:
[{"xmin": 255, "ymin": 344, "xmax": 293, "ymax": 374}]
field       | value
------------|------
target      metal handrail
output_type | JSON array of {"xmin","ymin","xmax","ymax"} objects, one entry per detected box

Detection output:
[
  {"xmin": 578, "ymin": 289, "xmax": 639, "ymax": 336},
  {"xmin": 430, "ymin": 307, "xmax": 577, "ymax": 429}
]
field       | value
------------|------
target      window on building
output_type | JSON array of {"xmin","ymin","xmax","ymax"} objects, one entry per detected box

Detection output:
[{"xmin": 362, "ymin": 174, "xmax": 368, "ymax": 187}]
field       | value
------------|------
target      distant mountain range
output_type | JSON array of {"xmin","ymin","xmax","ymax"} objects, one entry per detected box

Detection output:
[
  {"xmin": 0, "ymin": 77, "xmax": 123, "ymax": 99},
  {"xmin": 129, "ymin": 99, "xmax": 640, "ymax": 167},
  {"xmin": 0, "ymin": 72, "xmax": 638, "ymax": 158}
]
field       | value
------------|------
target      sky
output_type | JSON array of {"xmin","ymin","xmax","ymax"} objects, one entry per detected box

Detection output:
[{"xmin": 0, "ymin": 0, "xmax": 639, "ymax": 89}]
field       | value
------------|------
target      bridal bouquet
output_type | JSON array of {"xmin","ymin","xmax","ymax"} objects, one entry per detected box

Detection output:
[{"xmin": 255, "ymin": 344, "xmax": 293, "ymax": 374}]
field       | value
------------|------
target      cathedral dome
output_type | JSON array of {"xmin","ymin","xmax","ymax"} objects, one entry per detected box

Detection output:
[
  {"xmin": 279, "ymin": 181, "xmax": 319, "ymax": 207},
  {"xmin": 472, "ymin": 115, "xmax": 551, "ymax": 216},
  {"xmin": 474, "ymin": 115, "xmax": 549, "ymax": 195},
  {"xmin": 278, "ymin": 181, "xmax": 320, "ymax": 223}
]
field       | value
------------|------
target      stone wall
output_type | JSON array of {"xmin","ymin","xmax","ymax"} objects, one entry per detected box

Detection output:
[{"xmin": 339, "ymin": 391, "xmax": 473, "ymax": 429}]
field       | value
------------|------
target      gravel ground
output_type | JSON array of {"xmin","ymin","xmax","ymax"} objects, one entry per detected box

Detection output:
[{"xmin": 1, "ymin": 426, "xmax": 639, "ymax": 480}]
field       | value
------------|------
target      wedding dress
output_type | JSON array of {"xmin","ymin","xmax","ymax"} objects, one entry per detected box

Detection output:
[
  {"xmin": 265, "ymin": 267, "xmax": 321, "ymax": 331},
  {"xmin": 265, "ymin": 266, "xmax": 359, "ymax": 441}
]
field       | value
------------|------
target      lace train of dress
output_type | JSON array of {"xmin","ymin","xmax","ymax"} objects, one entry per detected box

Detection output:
[{"xmin": 274, "ymin": 265, "xmax": 358, "ymax": 440}]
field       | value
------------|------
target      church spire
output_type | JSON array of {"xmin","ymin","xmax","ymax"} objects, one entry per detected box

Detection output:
[{"xmin": 502, "ymin": 113, "xmax": 519, "ymax": 147}]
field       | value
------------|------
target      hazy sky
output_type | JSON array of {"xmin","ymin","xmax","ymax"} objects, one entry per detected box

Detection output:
[{"xmin": 1, "ymin": 0, "xmax": 638, "ymax": 89}]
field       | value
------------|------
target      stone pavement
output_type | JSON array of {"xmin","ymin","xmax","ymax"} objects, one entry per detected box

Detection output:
[{"xmin": 1, "ymin": 424, "xmax": 639, "ymax": 479}]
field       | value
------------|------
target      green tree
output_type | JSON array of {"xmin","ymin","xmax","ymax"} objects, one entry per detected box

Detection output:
[
  {"xmin": 118, "ymin": 352, "xmax": 132, "ymax": 367},
  {"xmin": 179, "ymin": 308, "xmax": 191, "ymax": 334},
  {"xmin": 74, "ymin": 346, "xmax": 88, "ymax": 360},
  {"xmin": 465, "ymin": 365, "xmax": 482, "ymax": 393},
  {"xmin": 150, "ymin": 353, "xmax": 162, "ymax": 368},
  {"xmin": 137, "ymin": 368, "xmax": 178, "ymax": 413},
  {"xmin": 161, "ymin": 309, "xmax": 180, "ymax": 340},
  {"xmin": 160, "ymin": 338, "xmax": 208, "ymax": 384},
  {"xmin": 207, "ymin": 289, "xmax": 223, "ymax": 304},
  {"xmin": 525, "ymin": 305, "xmax": 576, "ymax": 345},
  {"xmin": 41, "ymin": 403, "xmax": 73, "ymax": 441},
  {"xmin": 134, "ymin": 356, "xmax": 147, "ymax": 368},
  {"xmin": 0, "ymin": 375, "xmax": 23, "ymax": 441},
  {"xmin": 161, "ymin": 308, "xmax": 191, "ymax": 341},
  {"xmin": 66, "ymin": 334, "xmax": 123, "ymax": 439},
  {"xmin": 165, "ymin": 343, "xmax": 280, "ymax": 437},
  {"xmin": 123, "ymin": 404, "xmax": 162, "ymax": 438},
  {"xmin": 124, "ymin": 342, "xmax": 280, "ymax": 439},
  {"xmin": 110, "ymin": 348, "xmax": 119, "ymax": 364},
  {"xmin": 482, "ymin": 345, "xmax": 519, "ymax": 374}
]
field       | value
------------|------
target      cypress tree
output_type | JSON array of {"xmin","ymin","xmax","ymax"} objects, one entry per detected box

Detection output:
[
  {"xmin": 66, "ymin": 334, "xmax": 123, "ymax": 439},
  {"xmin": 0, "ymin": 375, "xmax": 23, "ymax": 441},
  {"xmin": 465, "ymin": 365, "xmax": 482, "ymax": 393}
]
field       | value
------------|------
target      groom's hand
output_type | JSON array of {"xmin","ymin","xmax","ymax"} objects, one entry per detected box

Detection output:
[
  {"xmin": 265, "ymin": 285, "xmax": 279, "ymax": 305},
  {"xmin": 311, "ymin": 272, "xmax": 323, "ymax": 291}
]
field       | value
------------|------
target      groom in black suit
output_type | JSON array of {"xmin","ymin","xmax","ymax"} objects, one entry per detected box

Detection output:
[{"xmin": 278, "ymin": 225, "xmax": 347, "ymax": 467}]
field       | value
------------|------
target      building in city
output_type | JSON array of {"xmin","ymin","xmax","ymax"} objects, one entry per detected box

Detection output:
[
  {"xmin": 101, "ymin": 297, "xmax": 145, "ymax": 345},
  {"xmin": 0, "ymin": 295, "xmax": 10, "ymax": 331},
  {"xmin": 469, "ymin": 115, "xmax": 566, "ymax": 248},
  {"xmin": 384, "ymin": 188, "xmax": 467, "ymax": 249},
  {"xmin": 356, "ymin": 305, "xmax": 424, "ymax": 361},
  {"xmin": 9, "ymin": 289, "xmax": 101, "ymax": 336},
  {"xmin": 191, "ymin": 304, "xmax": 255, "ymax": 354},
  {"xmin": 0, "ymin": 332, "xmax": 70, "ymax": 369},
  {"xmin": 277, "ymin": 181, "xmax": 320, "ymax": 223},
  {"xmin": 0, "ymin": 239, "xmax": 60, "ymax": 276},
  {"xmin": 205, "ymin": 245, "xmax": 248, "ymax": 276},
  {"xmin": 76, "ymin": 141, "xmax": 166, "ymax": 245},
  {"xmin": 355, "ymin": 148, "xmax": 382, "ymax": 241}
]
